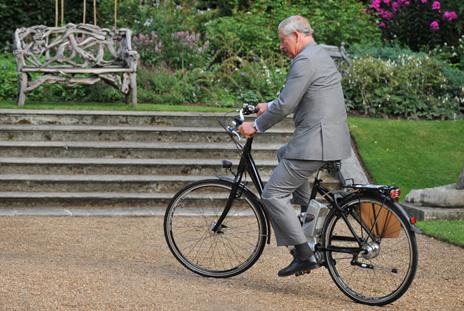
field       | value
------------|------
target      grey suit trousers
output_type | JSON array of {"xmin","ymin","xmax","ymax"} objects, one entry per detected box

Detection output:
[{"xmin": 262, "ymin": 145, "xmax": 324, "ymax": 246}]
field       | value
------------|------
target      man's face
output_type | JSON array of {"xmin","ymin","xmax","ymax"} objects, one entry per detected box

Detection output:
[{"xmin": 278, "ymin": 30, "xmax": 298, "ymax": 59}]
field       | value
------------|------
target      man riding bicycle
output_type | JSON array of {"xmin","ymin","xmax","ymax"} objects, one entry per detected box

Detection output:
[{"xmin": 239, "ymin": 15, "xmax": 351, "ymax": 277}]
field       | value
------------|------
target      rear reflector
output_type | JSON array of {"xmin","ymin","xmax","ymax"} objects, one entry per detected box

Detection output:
[
  {"xmin": 410, "ymin": 216, "xmax": 417, "ymax": 225},
  {"xmin": 390, "ymin": 188, "xmax": 401, "ymax": 199}
]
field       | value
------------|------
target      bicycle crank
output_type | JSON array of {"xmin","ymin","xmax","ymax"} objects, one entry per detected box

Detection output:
[{"xmin": 351, "ymin": 259, "xmax": 399, "ymax": 274}]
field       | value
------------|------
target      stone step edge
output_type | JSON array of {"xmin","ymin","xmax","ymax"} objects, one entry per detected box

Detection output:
[
  {"xmin": 0, "ymin": 124, "xmax": 293, "ymax": 134},
  {"xmin": 0, "ymin": 192, "xmax": 175, "ymax": 199},
  {"xmin": 0, "ymin": 174, "xmax": 214, "ymax": 182},
  {"xmin": 0, "ymin": 109, "xmax": 294, "ymax": 119},
  {"xmin": 0, "ymin": 187, "xmax": 341, "ymax": 200},
  {"xmin": 401, "ymin": 202, "xmax": 464, "ymax": 221},
  {"xmin": 0, "ymin": 109, "xmax": 228, "ymax": 117},
  {"xmin": 0, "ymin": 174, "xmax": 339, "ymax": 183},
  {"xmin": 0, "ymin": 207, "xmax": 167, "ymax": 217},
  {"xmin": 0, "ymin": 141, "xmax": 282, "ymax": 150},
  {"xmin": 0, "ymin": 157, "xmax": 278, "ymax": 166}
]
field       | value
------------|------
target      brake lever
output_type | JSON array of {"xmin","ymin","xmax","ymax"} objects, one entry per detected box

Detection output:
[
  {"xmin": 232, "ymin": 130, "xmax": 241, "ymax": 141},
  {"xmin": 227, "ymin": 127, "xmax": 242, "ymax": 141}
]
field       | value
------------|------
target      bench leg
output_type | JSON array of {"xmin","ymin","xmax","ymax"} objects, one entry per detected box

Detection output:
[
  {"xmin": 129, "ymin": 72, "xmax": 137, "ymax": 107},
  {"xmin": 17, "ymin": 73, "xmax": 28, "ymax": 106}
]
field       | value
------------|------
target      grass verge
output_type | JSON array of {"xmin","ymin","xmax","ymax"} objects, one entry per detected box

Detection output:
[
  {"xmin": 416, "ymin": 220, "xmax": 464, "ymax": 247},
  {"xmin": 348, "ymin": 117, "xmax": 464, "ymax": 199},
  {"xmin": 0, "ymin": 101, "xmax": 231, "ymax": 112}
]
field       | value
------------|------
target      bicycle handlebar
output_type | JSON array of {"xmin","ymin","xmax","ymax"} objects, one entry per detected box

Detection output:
[{"xmin": 226, "ymin": 104, "xmax": 258, "ymax": 140}]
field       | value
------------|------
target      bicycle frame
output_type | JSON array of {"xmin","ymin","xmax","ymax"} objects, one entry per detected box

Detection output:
[
  {"xmin": 212, "ymin": 119, "xmax": 413, "ymax": 256},
  {"xmin": 211, "ymin": 134, "xmax": 368, "ymax": 249},
  {"xmin": 212, "ymin": 137, "xmax": 265, "ymax": 232}
]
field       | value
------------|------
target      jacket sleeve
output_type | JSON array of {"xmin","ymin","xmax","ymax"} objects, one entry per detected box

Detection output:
[{"xmin": 255, "ymin": 56, "xmax": 316, "ymax": 132}]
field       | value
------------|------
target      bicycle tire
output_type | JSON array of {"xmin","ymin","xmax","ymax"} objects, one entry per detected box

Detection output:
[
  {"xmin": 322, "ymin": 192, "xmax": 418, "ymax": 306},
  {"xmin": 164, "ymin": 179, "xmax": 267, "ymax": 278}
]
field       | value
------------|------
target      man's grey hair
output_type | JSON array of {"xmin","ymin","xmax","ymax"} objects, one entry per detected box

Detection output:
[{"xmin": 278, "ymin": 16, "xmax": 314, "ymax": 36}]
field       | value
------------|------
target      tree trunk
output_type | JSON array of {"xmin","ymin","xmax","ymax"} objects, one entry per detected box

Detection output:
[{"xmin": 457, "ymin": 168, "xmax": 464, "ymax": 189}]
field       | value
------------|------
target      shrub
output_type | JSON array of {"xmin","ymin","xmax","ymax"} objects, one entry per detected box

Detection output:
[
  {"xmin": 137, "ymin": 66, "xmax": 204, "ymax": 104},
  {"xmin": 343, "ymin": 53, "xmax": 464, "ymax": 119},
  {"xmin": 206, "ymin": 57, "xmax": 287, "ymax": 105},
  {"xmin": 429, "ymin": 34, "xmax": 464, "ymax": 70},
  {"xmin": 206, "ymin": 0, "xmax": 381, "ymax": 63},
  {"xmin": 0, "ymin": 54, "xmax": 18, "ymax": 100},
  {"xmin": 131, "ymin": 4, "xmax": 211, "ymax": 69},
  {"xmin": 203, "ymin": 0, "xmax": 381, "ymax": 105},
  {"xmin": 348, "ymin": 42, "xmax": 426, "ymax": 59},
  {"xmin": 368, "ymin": 0, "xmax": 463, "ymax": 51}
]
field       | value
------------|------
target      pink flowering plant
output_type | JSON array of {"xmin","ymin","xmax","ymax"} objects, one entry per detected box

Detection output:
[{"xmin": 369, "ymin": 0, "xmax": 463, "ymax": 50}]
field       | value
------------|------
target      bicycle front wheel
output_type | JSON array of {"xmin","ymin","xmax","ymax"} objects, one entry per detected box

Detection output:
[
  {"xmin": 164, "ymin": 179, "xmax": 267, "ymax": 278},
  {"xmin": 323, "ymin": 193, "xmax": 418, "ymax": 306}
]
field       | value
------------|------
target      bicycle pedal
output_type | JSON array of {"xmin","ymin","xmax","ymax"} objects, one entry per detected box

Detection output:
[{"xmin": 295, "ymin": 269, "xmax": 311, "ymax": 277}]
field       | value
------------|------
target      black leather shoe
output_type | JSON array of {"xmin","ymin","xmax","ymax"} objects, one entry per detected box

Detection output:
[{"xmin": 278, "ymin": 258, "xmax": 319, "ymax": 277}]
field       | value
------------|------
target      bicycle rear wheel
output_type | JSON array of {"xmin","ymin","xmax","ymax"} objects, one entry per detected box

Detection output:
[
  {"xmin": 323, "ymin": 193, "xmax": 418, "ymax": 306},
  {"xmin": 164, "ymin": 179, "xmax": 267, "ymax": 278}
]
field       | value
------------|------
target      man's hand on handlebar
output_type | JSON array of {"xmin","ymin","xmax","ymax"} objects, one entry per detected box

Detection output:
[
  {"xmin": 256, "ymin": 103, "xmax": 268, "ymax": 117},
  {"xmin": 238, "ymin": 122, "xmax": 257, "ymax": 139}
]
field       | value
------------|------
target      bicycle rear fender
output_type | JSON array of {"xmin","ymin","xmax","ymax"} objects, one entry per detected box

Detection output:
[{"xmin": 216, "ymin": 176, "xmax": 272, "ymax": 244}]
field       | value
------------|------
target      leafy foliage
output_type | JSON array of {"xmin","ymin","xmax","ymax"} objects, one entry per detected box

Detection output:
[
  {"xmin": 368, "ymin": 0, "xmax": 464, "ymax": 51},
  {"xmin": 0, "ymin": 0, "xmax": 462, "ymax": 119},
  {"xmin": 343, "ymin": 51, "xmax": 464, "ymax": 119},
  {"xmin": 0, "ymin": 54, "xmax": 18, "ymax": 100}
]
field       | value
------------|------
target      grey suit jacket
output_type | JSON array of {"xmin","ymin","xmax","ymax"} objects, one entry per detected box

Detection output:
[{"xmin": 255, "ymin": 42, "xmax": 351, "ymax": 161}]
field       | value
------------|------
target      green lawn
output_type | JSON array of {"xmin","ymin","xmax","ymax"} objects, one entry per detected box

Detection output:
[
  {"xmin": 0, "ymin": 101, "xmax": 231, "ymax": 112},
  {"xmin": 348, "ymin": 117, "xmax": 464, "ymax": 199},
  {"xmin": 416, "ymin": 220, "xmax": 464, "ymax": 247}
]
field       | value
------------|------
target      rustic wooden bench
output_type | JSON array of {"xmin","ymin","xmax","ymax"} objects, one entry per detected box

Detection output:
[{"xmin": 13, "ymin": 23, "xmax": 139, "ymax": 106}]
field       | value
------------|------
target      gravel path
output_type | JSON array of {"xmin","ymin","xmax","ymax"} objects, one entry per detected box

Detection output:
[{"xmin": 0, "ymin": 217, "xmax": 462, "ymax": 311}]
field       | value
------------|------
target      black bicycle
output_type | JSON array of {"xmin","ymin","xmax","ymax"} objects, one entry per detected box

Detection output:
[{"xmin": 164, "ymin": 104, "xmax": 418, "ymax": 306}]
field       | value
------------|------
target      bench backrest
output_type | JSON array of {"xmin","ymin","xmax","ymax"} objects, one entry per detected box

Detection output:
[{"xmin": 14, "ymin": 23, "xmax": 134, "ymax": 69}]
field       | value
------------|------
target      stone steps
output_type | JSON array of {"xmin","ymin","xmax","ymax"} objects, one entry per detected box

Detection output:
[
  {"xmin": 0, "ymin": 109, "xmax": 346, "ymax": 211},
  {"xmin": 0, "ymin": 109, "xmax": 294, "ymax": 128},
  {"xmin": 0, "ymin": 191, "xmax": 174, "ymax": 208},
  {"xmin": 0, "ymin": 124, "xmax": 292, "ymax": 143},
  {"xmin": 0, "ymin": 174, "xmax": 339, "ymax": 193},
  {"xmin": 0, "ymin": 157, "xmax": 279, "ymax": 175},
  {"xmin": 0, "ymin": 141, "xmax": 280, "ymax": 159}
]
